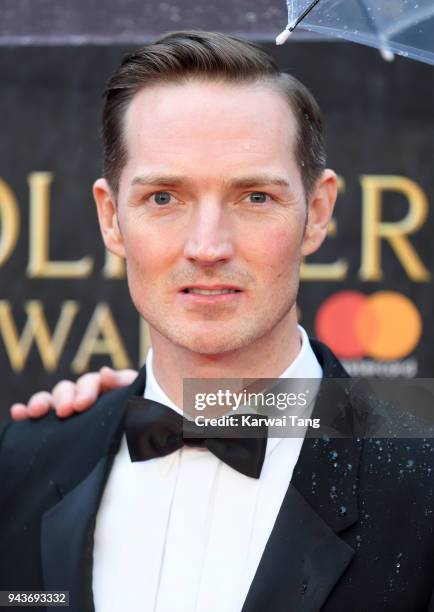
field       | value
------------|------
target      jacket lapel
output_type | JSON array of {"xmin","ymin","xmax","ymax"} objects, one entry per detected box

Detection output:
[
  {"xmin": 241, "ymin": 482, "xmax": 355, "ymax": 612},
  {"xmin": 242, "ymin": 340, "xmax": 362, "ymax": 612},
  {"xmin": 40, "ymin": 366, "xmax": 148, "ymax": 612},
  {"xmin": 41, "ymin": 456, "xmax": 114, "ymax": 612}
]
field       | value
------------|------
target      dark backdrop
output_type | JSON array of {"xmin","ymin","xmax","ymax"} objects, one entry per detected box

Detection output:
[{"xmin": 1, "ymin": 40, "xmax": 433, "ymax": 419}]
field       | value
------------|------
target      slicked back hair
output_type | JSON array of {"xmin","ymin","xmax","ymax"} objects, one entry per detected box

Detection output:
[{"xmin": 102, "ymin": 30, "xmax": 326, "ymax": 200}]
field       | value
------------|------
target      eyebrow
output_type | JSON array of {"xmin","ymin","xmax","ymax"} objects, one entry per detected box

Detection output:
[
  {"xmin": 227, "ymin": 175, "xmax": 292, "ymax": 189},
  {"xmin": 131, "ymin": 174, "xmax": 185, "ymax": 188},
  {"xmin": 130, "ymin": 173, "xmax": 292, "ymax": 190}
]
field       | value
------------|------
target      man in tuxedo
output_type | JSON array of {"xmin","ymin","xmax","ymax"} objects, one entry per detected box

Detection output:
[{"xmin": 2, "ymin": 30, "xmax": 434, "ymax": 612}]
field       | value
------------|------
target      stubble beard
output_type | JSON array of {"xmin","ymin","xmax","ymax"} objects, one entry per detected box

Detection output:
[{"xmin": 140, "ymin": 285, "xmax": 299, "ymax": 357}]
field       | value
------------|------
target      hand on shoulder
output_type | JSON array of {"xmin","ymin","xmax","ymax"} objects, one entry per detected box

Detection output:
[{"xmin": 10, "ymin": 367, "xmax": 138, "ymax": 421}]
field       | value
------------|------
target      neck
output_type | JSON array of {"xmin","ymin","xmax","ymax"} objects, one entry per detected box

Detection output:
[{"xmin": 148, "ymin": 308, "xmax": 301, "ymax": 409}]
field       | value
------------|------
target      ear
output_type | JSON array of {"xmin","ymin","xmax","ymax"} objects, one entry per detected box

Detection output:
[
  {"xmin": 301, "ymin": 169, "xmax": 338, "ymax": 257},
  {"xmin": 93, "ymin": 178, "xmax": 126, "ymax": 259}
]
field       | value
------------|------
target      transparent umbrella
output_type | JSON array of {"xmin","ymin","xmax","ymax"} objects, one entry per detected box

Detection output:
[{"xmin": 276, "ymin": 0, "xmax": 434, "ymax": 65}]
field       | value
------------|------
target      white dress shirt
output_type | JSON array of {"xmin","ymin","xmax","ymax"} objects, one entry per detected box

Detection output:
[{"xmin": 92, "ymin": 325, "xmax": 322, "ymax": 612}]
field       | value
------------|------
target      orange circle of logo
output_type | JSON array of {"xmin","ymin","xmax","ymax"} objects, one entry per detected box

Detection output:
[{"xmin": 315, "ymin": 291, "xmax": 422, "ymax": 360}]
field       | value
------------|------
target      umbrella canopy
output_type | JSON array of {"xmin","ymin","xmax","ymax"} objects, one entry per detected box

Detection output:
[{"xmin": 277, "ymin": 0, "xmax": 434, "ymax": 65}]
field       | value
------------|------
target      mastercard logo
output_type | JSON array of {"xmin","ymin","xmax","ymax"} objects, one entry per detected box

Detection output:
[{"xmin": 315, "ymin": 291, "xmax": 422, "ymax": 361}]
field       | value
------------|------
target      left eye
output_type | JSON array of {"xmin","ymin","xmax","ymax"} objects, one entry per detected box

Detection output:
[
  {"xmin": 152, "ymin": 191, "xmax": 172, "ymax": 205},
  {"xmin": 246, "ymin": 192, "xmax": 270, "ymax": 204}
]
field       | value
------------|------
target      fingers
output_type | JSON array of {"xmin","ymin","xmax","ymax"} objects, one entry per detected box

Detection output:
[
  {"xmin": 52, "ymin": 369, "xmax": 137, "ymax": 416},
  {"xmin": 10, "ymin": 391, "xmax": 53, "ymax": 421},
  {"xmin": 74, "ymin": 373, "xmax": 102, "ymax": 412},
  {"xmin": 9, "ymin": 367, "xmax": 139, "ymax": 422},
  {"xmin": 10, "ymin": 404, "xmax": 30, "ymax": 421},
  {"xmin": 51, "ymin": 380, "xmax": 78, "ymax": 418},
  {"xmin": 100, "ymin": 367, "xmax": 138, "ymax": 391}
]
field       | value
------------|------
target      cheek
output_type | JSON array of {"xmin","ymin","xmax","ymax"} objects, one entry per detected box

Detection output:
[
  {"xmin": 121, "ymin": 224, "xmax": 173, "ymax": 282},
  {"xmin": 245, "ymin": 224, "xmax": 303, "ymax": 280}
]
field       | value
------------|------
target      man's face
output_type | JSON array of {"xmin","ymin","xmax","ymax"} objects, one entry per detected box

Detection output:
[{"xmin": 95, "ymin": 79, "xmax": 336, "ymax": 355}]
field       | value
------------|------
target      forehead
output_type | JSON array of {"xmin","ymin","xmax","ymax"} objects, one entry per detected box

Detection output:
[{"xmin": 122, "ymin": 80, "xmax": 299, "ymax": 179}]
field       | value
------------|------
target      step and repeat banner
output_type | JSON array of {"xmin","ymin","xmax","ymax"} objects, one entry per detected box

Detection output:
[{"xmin": 1, "ymin": 41, "xmax": 433, "ymax": 418}]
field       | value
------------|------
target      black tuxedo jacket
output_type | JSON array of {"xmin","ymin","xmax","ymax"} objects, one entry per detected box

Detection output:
[{"xmin": 1, "ymin": 340, "xmax": 433, "ymax": 612}]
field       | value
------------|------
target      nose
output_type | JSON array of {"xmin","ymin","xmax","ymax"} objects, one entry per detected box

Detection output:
[{"xmin": 183, "ymin": 201, "xmax": 234, "ymax": 264}]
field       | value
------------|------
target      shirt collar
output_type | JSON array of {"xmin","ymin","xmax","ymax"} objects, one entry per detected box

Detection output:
[{"xmin": 144, "ymin": 325, "xmax": 322, "ymax": 411}]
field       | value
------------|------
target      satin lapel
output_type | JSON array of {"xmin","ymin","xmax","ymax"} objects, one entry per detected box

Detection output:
[
  {"xmin": 41, "ymin": 456, "xmax": 114, "ymax": 612},
  {"xmin": 40, "ymin": 365, "xmax": 148, "ymax": 612},
  {"xmin": 241, "ymin": 436, "xmax": 360, "ymax": 612},
  {"xmin": 241, "ymin": 484, "xmax": 354, "ymax": 612},
  {"xmin": 243, "ymin": 340, "xmax": 362, "ymax": 612}
]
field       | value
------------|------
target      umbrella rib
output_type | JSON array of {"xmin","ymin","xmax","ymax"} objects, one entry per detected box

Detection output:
[
  {"xmin": 355, "ymin": 0, "xmax": 382, "ymax": 37},
  {"xmin": 383, "ymin": 4, "xmax": 434, "ymax": 38},
  {"xmin": 276, "ymin": 0, "xmax": 323, "ymax": 44},
  {"xmin": 355, "ymin": 0, "xmax": 394, "ymax": 61},
  {"xmin": 290, "ymin": 0, "xmax": 323, "ymax": 31}
]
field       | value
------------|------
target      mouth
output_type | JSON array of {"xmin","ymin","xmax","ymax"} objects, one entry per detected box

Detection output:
[
  {"xmin": 179, "ymin": 285, "xmax": 244, "ymax": 308},
  {"xmin": 181, "ymin": 287, "xmax": 241, "ymax": 295}
]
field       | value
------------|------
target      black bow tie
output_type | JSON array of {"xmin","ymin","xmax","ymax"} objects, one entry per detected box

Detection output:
[{"xmin": 125, "ymin": 397, "xmax": 268, "ymax": 479}]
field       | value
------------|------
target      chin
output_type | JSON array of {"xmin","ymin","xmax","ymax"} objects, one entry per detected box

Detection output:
[
  {"xmin": 184, "ymin": 338, "xmax": 242, "ymax": 355},
  {"xmin": 179, "ymin": 323, "xmax": 272, "ymax": 356},
  {"xmin": 154, "ymin": 321, "xmax": 255, "ymax": 356},
  {"xmin": 179, "ymin": 333, "xmax": 242, "ymax": 355}
]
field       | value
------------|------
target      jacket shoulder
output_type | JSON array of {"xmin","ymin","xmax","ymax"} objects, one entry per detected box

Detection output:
[{"xmin": 0, "ymin": 384, "xmax": 132, "ymax": 482}]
